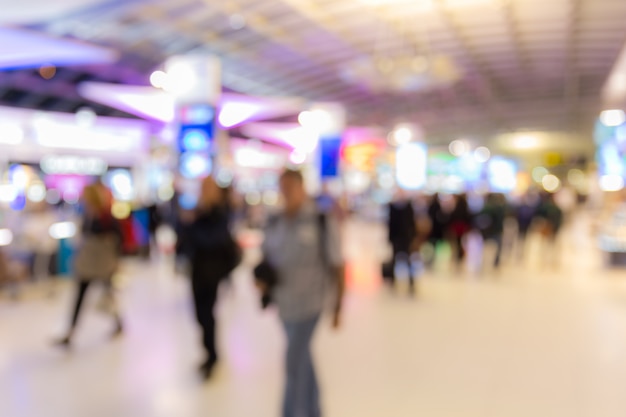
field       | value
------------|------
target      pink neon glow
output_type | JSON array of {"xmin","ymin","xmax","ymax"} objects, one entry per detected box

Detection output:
[{"xmin": 0, "ymin": 28, "xmax": 118, "ymax": 69}]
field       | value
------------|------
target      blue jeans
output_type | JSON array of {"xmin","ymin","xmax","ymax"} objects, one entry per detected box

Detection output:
[{"xmin": 282, "ymin": 314, "xmax": 321, "ymax": 417}]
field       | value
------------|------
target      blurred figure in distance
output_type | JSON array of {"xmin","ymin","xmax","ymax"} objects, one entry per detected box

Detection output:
[
  {"xmin": 426, "ymin": 193, "xmax": 449, "ymax": 268},
  {"xmin": 387, "ymin": 191, "xmax": 418, "ymax": 294},
  {"xmin": 448, "ymin": 193, "xmax": 473, "ymax": 270},
  {"xmin": 536, "ymin": 192, "xmax": 563, "ymax": 268},
  {"xmin": 259, "ymin": 169, "xmax": 345, "ymax": 417},
  {"xmin": 515, "ymin": 191, "xmax": 539, "ymax": 261},
  {"xmin": 477, "ymin": 193, "xmax": 507, "ymax": 270},
  {"xmin": 54, "ymin": 184, "xmax": 123, "ymax": 348}
]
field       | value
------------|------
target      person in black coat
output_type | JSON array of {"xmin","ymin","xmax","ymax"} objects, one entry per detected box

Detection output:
[
  {"xmin": 426, "ymin": 193, "xmax": 449, "ymax": 268},
  {"xmin": 448, "ymin": 193, "xmax": 472, "ymax": 268},
  {"xmin": 178, "ymin": 177, "xmax": 236, "ymax": 380},
  {"xmin": 387, "ymin": 195, "xmax": 418, "ymax": 294}
]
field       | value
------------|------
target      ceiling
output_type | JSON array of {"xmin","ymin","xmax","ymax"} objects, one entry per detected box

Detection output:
[{"xmin": 1, "ymin": 0, "xmax": 626, "ymax": 143}]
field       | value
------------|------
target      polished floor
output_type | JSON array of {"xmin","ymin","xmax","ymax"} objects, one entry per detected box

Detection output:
[{"xmin": 3, "ymin": 214, "xmax": 626, "ymax": 417}]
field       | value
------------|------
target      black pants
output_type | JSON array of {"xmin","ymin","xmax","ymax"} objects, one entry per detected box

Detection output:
[
  {"xmin": 390, "ymin": 242, "xmax": 415, "ymax": 288},
  {"xmin": 191, "ymin": 278, "xmax": 220, "ymax": 362},
  {"xmin": 70, "ymin": 279, "xmax": 120, "ymax": 331}
]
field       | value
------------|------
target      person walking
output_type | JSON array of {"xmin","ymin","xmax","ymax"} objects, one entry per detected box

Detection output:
[
  {"xmin": 178, "ymin": 176, "xmax": 239, "ymax": 380},
  {"xmin": 426, "ymin": 193, "xmax": 449, "ymax": 268},
  {"xmin": 387, "ymin": 194, "xmax": 418, "ymax": 294},
  {"xmin": 258, "ymin": 170, "xmax": 345, "ymax": 417},
  {"xmin": 448, "ymin": 193, "xmax": 473, "ymax": 269},
  {"xmin": 477, "ymin": 193, "xmax": 507, "ymax": 269},
  {"xmin": 55, "ymin": 184, "xmax": 123, "ymax": 348}
]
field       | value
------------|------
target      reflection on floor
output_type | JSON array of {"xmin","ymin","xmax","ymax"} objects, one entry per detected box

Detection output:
[{"xmin": 3, "ymin": 214, "xmax": 626, "ymax": 417}]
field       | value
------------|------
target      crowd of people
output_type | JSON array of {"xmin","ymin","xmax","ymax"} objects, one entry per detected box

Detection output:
[
  {"xmin": 386, "ymin": 190, "xmax": 566, "ymax": 288},
  {"xmin": 1, "ymin": 172, "xmax": 574, "ymax": 417}
]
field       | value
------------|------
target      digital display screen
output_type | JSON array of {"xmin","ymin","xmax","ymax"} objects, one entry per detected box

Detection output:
[{"xmin": 320, "ymin": 136, "xmax": 342, "ymax": 178}]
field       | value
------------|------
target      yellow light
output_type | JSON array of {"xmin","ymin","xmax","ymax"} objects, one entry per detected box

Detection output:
[
  {"xmin": 542, "ymin": 174, "xmax": 560, "ymax": 193},
  {"xmin": 111, "ymin": 201, "xmax": 131, "ymax": 219}
]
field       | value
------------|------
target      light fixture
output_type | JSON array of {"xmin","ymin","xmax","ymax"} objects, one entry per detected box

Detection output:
[
  {"xmin": 532, "ymin": 166, "xmax": 549, "ymax": 183},
  {"xmin": 542, "ymin": 174, "xmax": 561, "ymax": 193},
  {"xmin": 473, "ymin": 146, "xmax": 490, "ymax": 163},
  {"xmin": 600, "ymin": 109, "xmax": 626, "ymax": 127},
  {"xmin": 392, "ymin": 126, "xmax": 413, "ymax": 145},
  {"xmin": 0, "ymin": 184, "xmax": 18, "ymax": 203},
  {"xmin": 449, "ymin": 139, "xmax": 469, "ymax": 156},
  {"xmin": 289, "ymin": 150, "xmax": 307, "ymax": 165},
  {"xmin": 0, "ymin": 229, "xmax": 13, "ymax": 246},
  {"xmin": 218, "ymin": 102, "xmax": 259, "ymax": 128},
  {"xmin": 599, "ymin": 174, "xmax": 624, "ymax": 192},
  {"xmin": 0, "ymin": 123, "xmax": 24, "ymax": 144},
  {"xmin": 513, "ymin": 134, "xmax": 539, "ymax": 150},
  {"xmin": 162, "ymin": 63, "xmax": 197, "ymax": 95},
  {"xmin": 396, "ymin": 143, "xmax": 427, "ymax": 190},
  {"xmin": 75, "ymin": 107, "xmax": 97, "ymax": 128},
  {"xmin": 150, "ymin": 70, "xmax": 168, "ymax": 89},
  {"xmin": 26, "ymin": 183, "xmax": 46, "ymax": 203},
  {"xmin": 49, "ymin": 222, "xmax": 77, "ymax": 240}
]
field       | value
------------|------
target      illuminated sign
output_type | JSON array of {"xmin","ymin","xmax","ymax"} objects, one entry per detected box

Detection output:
[
  {"xmin": 40, "ymin": 155, "xmax": 108, "ymax": 175},
  {"xmin": 320, "ymin": 136, "xmax": 342, "ymax": 178},
  {"xmin": 396, "ymin": 143, "xmax": 427, "ymax": 190},
  {"xmin": 488, "ymin": 157, "xmax": 517, "ymax": 192}
]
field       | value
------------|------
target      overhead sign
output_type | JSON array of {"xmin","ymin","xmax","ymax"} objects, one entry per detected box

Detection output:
[{"xmin": 40, "ymin": 155, "xmax": 108, "ymax": 175}]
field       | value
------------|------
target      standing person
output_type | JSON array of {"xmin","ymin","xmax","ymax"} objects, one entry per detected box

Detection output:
[
  {"xmin": 477, "ymin": 193, "xmax": 507, "ymax": 269},
  {"xmin": 55, "ymin": 184, "xmax": 123, "ymax": 348},
  {"xmin": 515, "ymin": 192, "xmax": 539, "ymax": 261},
  {"xmin": 426, "ymin": 193, "xmax": 449, "ymax": 268},
  {"xmin": 387, "ymin": 193, "xmax": 418, "ymax": 294},
  {"xmin": 536, "ymin": 192, "xmax": 563, "ymax": 266},
  {"xmin": 178, "ymin": 177, "xmax": 239, "ymax": 380},
  {"xmin": 448, "ymin": 193, "xmax": 472, "ymax": 269},
  {"xmin": 259, "ymin": 170, "xmax": 345, "ymax": 417}
]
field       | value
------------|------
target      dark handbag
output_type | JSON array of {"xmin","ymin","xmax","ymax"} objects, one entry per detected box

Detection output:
[
  {"xmin": 381, "ymin": 260, "xmax": 394, "ymax": 280},
  {"xmin": 224, "ymin": 236, "xmax": 243, "ymax": 275},
  {"xmin": 253, "ymin": 259, "xmax": 279, "ymax": 308}
]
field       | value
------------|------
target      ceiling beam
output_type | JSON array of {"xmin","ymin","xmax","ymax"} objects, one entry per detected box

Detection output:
[{"xmin": 564, "ymin": 0, "xmax": 582, "ymax": 131}]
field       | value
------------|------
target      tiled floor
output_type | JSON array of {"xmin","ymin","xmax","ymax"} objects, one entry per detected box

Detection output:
[{"xmin": 3, "ymin": 214, "xmax": 626, "ymax": 417}]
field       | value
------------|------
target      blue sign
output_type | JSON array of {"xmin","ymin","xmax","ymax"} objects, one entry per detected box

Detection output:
[
  {"xmin": 320, "ymin": 136, "xmax": 342, "ymax": 178},
  {"xmin": 177, "ymin": 104, "xmax": 215, "ymax": 179}
]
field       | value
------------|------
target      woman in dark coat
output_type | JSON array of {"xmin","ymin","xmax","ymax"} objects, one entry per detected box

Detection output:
[{"xmin": 179, "ymin": 177, "xmax": 237, "ymax": 380}]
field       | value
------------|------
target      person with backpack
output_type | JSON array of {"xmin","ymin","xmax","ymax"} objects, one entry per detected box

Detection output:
[
  {"xmin": 257, "ymin": 169, "xmax": 345, "ymax": 417},
  {"xmin": 178, "ymin": 176, "xmax": 241, "ymax": 380}
]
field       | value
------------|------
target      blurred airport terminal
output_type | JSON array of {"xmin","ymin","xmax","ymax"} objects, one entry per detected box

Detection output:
[{"xmin": 3, "ymin": 0, "xmax": 626, "ymax": 416}]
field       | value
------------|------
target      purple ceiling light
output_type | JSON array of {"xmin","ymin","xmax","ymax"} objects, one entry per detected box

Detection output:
[
  {"xmin": 0, "ymin": 28, "xmax": 118, "ymax": 69},
  {"xmin": 77, "ymin": 82, "xmax": 304, "ymax": 127}
]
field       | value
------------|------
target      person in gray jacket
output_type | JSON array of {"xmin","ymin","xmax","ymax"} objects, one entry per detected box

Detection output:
[{"xmin": 259, "ymin": 169, "xmax": 345, "ymax": 417}]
